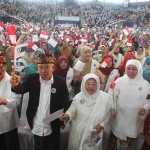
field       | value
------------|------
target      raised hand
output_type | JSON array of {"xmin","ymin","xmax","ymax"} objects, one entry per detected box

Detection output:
[{"xmin": 10, "ymin": 72, "xmax": 20, "ymax": 87}]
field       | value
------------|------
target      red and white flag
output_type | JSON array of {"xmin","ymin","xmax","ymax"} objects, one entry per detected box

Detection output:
[
  {"xmin": 7, "ymin": 25, "xmax": 16, "ymax": 44},
  {"xmin": 123, "ymin": 27, "xmax": 130, "ymax": 36},
  {"xmin": 101, "ymin": 58, "xmax": 110, "ymax": 68},
  {"xmin": 40, "ymin": 30, "xmax": 49, "ymax": 39},
  {"xmin": 80, "ymin": 37, "xmax": 88, "ymax": 42},
  {"xmin": 21, "ymin": 29, "xmax": 27, "ymax": 34},
  {"xmin": 88, "ymin": 44, "xmax": 94, "ymax": 49},
  {"xmin": 88, "ymin": 42, "xmax": 95, "ymax": 49},
  {"xmin": 28, "ymin": 26, "xmax": 33, "ymax": 33},
  {"xmin": 75, "ymin": 40, "xmax": 79, "ymax": 44},
  {"xmin": 118, "ymin": 35, "xmax": 123, "ymax": 41},
  {"xmin": 28, "ymin": 42, "xmax": 38, "ymax": 51},
  {"xmin": 66, "ymin": 37, "xmax": 73, "ymax": 42},
  {"xmin": 127, "ymin": 39, "xmax": 132, "ymax": 46},
  {"xmin": 0, "ymin": 23, "xmax": 5, "ymax": 31}
]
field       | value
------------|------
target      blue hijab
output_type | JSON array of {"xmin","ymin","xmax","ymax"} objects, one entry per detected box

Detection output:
[
  {"xmin": 145, "ymin": 56, "xmax": 150, "ymax": 66},
  {"xmin": 143, "ymin": 56, "xmax": 150, "ymax": 83}
]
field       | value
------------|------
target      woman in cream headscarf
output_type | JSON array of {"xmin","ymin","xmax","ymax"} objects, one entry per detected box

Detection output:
[
  {"xmin": 73, "ymin": 46, "xmax": 99, "ymax": 94},
  {"xmin": 99, "ymin": 39, "xmax": 109, "ymax": 53},
  {"xmin": 60, "ymin": 73, "xmax": 111, "ymax": 150},
  {"xmin": 58, "ymin": 40, "xmax": 73, "ymax": 67},
  {"xmin": 107, "ymin": 59, "xmax": 150, "ymax": 150},
  {"xmin": 135, "ymin": 46, "xmax": 146, "ymax": 66}
]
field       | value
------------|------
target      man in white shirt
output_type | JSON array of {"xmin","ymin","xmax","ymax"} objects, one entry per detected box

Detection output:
[
  {"xmin": 10, "ymin": 54, "xmax": 67, "ymax": 150},
  {"xmin": 0, "ymin": 55, "xmax": 20, "ymax": 150}
]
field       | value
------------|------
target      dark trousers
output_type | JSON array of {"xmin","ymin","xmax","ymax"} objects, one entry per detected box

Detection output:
[
  {"xmin": 34, "ymin": 131, "xmax": 60, "ymax": 150},
  {"xmin": 0, "ymin": 128, "xmax": 20, "ymax": 150}
]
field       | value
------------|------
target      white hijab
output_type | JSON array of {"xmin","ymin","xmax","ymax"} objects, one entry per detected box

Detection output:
[
  {"xmin": 80, "ymin": 73, "xmax": 100, "ymax": 106},
  {"xmin": 0, "ymin": 72, "xmax": 11, "ymax": 113},
  {"xmin": 79, "ymin": 74, "xmax": 111, "ymax": 150},
  {"xmin": 123, "ymin": 59, "xmax": 143, "ymax": 85},
  {"xmin": 0, "ymin": 72, "xmax": 11, "ymax": 99}
]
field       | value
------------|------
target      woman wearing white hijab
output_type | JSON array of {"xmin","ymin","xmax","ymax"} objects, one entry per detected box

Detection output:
[
  {"xmin": 107, "ymin": 59, "xmax": 150, "ymax": 150},
  {"xmin": 60, "ymin": 73, "xmax": 111, "ymax": 150}
]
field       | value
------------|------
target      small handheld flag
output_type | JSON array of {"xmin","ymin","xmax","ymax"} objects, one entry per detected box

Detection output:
[{"xmin": 7, "ymin": 25, "xmax": 16, "ymax": 44}]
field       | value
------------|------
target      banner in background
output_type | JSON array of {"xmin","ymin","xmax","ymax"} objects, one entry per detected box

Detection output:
[
  {"xmin": 124, "ymin": 0, "xmax": 128, "ymax": 7},
  {"xmin": 9, "ymin": 0, "xmax": 14, "ymax": 4},
  {"xmin": 55, "ymin": 16, "xmax": 80, "ymax": 21}
]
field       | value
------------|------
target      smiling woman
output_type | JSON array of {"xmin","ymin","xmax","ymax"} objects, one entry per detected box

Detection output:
[
  {"xmin": 107, "ymin": 59, "xmax": 150, "ymax": 150},
  {"xmin": 85, "ymin": 78, "xmax": 97, "ymax": 95},
  {"xmin": 59, "ymin": 73, "xmax": 111, "ymax": 150},
  {"xmin": 73, "ymin": 46, "xmax": 100, "ymax": 94}
]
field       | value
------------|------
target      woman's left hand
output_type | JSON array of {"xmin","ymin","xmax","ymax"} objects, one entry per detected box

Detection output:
[
  {"xmin": 93, "ymin": 124, "xmax": 103, "ymax": 135},
  {"xmin": 138, "ymin": 108, "xmax": 146, "ymax": 116}
]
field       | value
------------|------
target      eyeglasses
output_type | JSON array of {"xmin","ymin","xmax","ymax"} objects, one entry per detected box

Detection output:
[{"xmin": 38, "ymin": 65, "xmax": 50, "ymax": 70}]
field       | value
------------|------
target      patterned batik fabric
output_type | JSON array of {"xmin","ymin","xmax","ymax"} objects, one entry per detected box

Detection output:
[
  {"xmin": 142, "ymin": 129, "xmax": 150, "ymax": 150},
  {"xmin": 107, "ymin": 132, "xmax": 134, "ymax": 150}
]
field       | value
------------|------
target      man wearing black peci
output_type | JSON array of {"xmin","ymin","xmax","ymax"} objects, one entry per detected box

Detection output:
[{"xmin": 10, "ymin": 54, "xmax": 67, "ymax": 150}]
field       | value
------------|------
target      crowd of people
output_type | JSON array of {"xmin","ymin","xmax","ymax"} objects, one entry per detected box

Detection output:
[
  {"xmin": 0, "ymin": 1, "xmax": 150, "ymax": 28},
  {"xmin": 83, "ymin": 4, "xmax": 150, "ymax": 28},
  {"xmin": 55, "ymin": 4, "xmax": 81, "ymax": 16},
  {"xmin": 127, "ymin": 5, "xmax": 150, "ymax": 27},
  {"xmin": 0, "ymin": 1, "xmax": 81, "ymax": 24},
  {"xmin": 0, "ymin": 21, "xmax": 150, "ymax": 150},
  {"xmin": 83, "ymin": 4, "xmax": 124, "ymax": 27},
  {"xmin": 0, "ymin": 1, "xmax": 55, "ymax": 23},
  {"xmin": 0, "ymin": 1, "xmax": 150, "ymax": 150}
]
